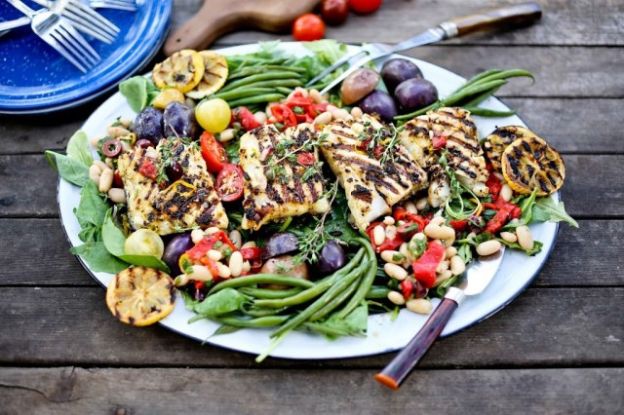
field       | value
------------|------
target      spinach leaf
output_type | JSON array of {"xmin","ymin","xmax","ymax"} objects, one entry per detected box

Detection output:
[
  {"xmin": 117, "ymin": 255, "xmax": 170, "ymax": 273},
  {"xmin": 532, "ymin": 197, "xmax": 579, "ymax": 228},
  {"xmin": 45, "ymin": 150, "xmax": 90, "ymax": 187},
  {"xmin": 193, "ymin": 288, "xmax": 247, "ymax": 317},
  {"xmin": 66, "ymin": 130, "xmax": 93, "ymax": 166},
  {"xmin": 119, "ymin": 76, "xmax": 159, "ymax": 113},
  {"xmin": 74, "ymin": 181, "xmax": 108, "ymax": 233},
  {"xmin": 70, "ymin": 241, "xmax": 128, "ymax": 274}
]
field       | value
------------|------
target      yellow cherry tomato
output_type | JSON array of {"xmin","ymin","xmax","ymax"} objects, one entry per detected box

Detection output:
[{"xmin": 195, "ymin": 98, "xmax": 231, "ymax": 133}]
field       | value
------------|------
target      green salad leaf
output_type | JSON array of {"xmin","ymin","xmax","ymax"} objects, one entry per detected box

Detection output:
[
  {"xmin": 70, "ymin": 241, "xmax": 128, "ymax": 274},
  {"xmin": 193, "ymin": 288, "xmax": 248, "ymax": 318},
  {"xmin": 532, "ymin": 197, "xmax": 579, "ymax": 228},
  {"xmin": 45, "ymin": 151, "xmax": 90, "ymax": 187},
  {"xmin": 66, "ymin": 130, "xmax": 93, "ymax": 166},
  {"xmin": 119, "ymin": 76, "xmax": 159, "ymax": 113},
  {"xmin": 306, "ymin": 302, "xmax": 368, "ymax": 340}
]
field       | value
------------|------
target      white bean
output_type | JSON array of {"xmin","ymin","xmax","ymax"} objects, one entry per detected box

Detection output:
[
  {"xmin": 173, "ymin": 274, "xmax": 190, "ymax": 287},
  {"xmin": 218, "ymin": 128, "xmax": 235, "ymax": 143},
  {"xmin": 383, "ymin": 216, "xmax": 395, "ymax": 226},
  {"xmin": 350, "ymin": 106, "xmax": 363, "ymax": 118},
  {"xmin": 404, "ymin": 201, "xmax": 418, "ymax": 214},
  {"xmin": 242, "ymin": 260, "xmax": 251, "ymax": 274},
  {"xmin": 89, "ymin": 164, "xmax": 102, "ymax": 183},
  {"xmin": 98, "ymin": 168, "xmax": 113, "ymax": 193},
  {"xmin": 387, "ymin": 291, "xmax": 405, "ymax": 305},
  {"xmin": 399, "ymin": 243, "xmax": 410, "ymax": 260},
  {"xmin": 207, "ymin": 249, "xmax": 223, "ymax": 261},
  {"xmin": 436, "ymin": 260, "xmax": 449, "ymax": 273},
  {"xmin": 445, "ymin": 246, "xmax": 457, "ymax": 259},
  {"xmin": 424, "ymin": 224, "xmax": 455, "ymax": 241},
  {"xmin": 313, "ymin": 111, "xmax": 333, "ymax": 126},
  {"xmin": 107, "ymin": 188, "xmax": 126, "ymax": 204},
  {"xmin": 516, "ymin": 225, "xmax": 534, "ymax": 251},
  {"xmin": 415, "ymin": 197, "xmax": 428, "ymax": 211},
  {"xmin": 229, "ymin": 230, "xmax": 242, "ymax": 249},
  {"xmin": 430, "ymin": 216, "xmax": 445, "ymax": 226},
  {"xmin": 191, "ymin": 229, "xmax": 205, "ymax": 244},
  {"xmin": 476, "ymin": 240, "xmax": 502, "ymax": 256},
  {"xmin": 229, "ymin": 251, "xmax": 243, "ymax": 277},
  {"xmin": 500, "ymin": 231, "xmax": 518, "ymax": 243},
  {"xmin": 93, "ymin": 160, "xmax": 109, "ymax": 171},
  {"xmin": 450, "ymin": 255, "xmax": 466, "ymax": 275},
  {"xmin": 189, "ymin": 265, "xmax": 213, "ymax": 282},
  {"xmin": 500, "ymin": 184, "xmax": 513, "ymax": 202},
  {"xmin": 217, "ymin": 263, "xmax": 232, "ymax": 279},
  {"xmin": 351, "ymin": 122, "xmax": 364, "ymax": 135},
  {"xmin": 373, "ymin": 225, "xmax": 386, "ymax": 246},
  {"xmin": 254, "ymin": 111, "xmax": 267, "ymax": 125},
  {"xmin": 309, "ymin": 89, "xmax": 323, "ymax": 104},
  {"xmin": 204, "ymin": 227, "xmax": 220, "ymax": 235},
  {"xmin": 332, "ymin": 108, "xmax": 351, "ymax": 121},
  {"xmin": 381, "ymin": 250, "xmax": 404, "ymax": 265},
  {"xmin": 384, "ymin": 263, "xmax": 408, "ymax": 281},
  {"xmin": 406, "ymin": 298, "xmax": 432, "ymax": 315},
  {"xmin": 385, "ymin": 225, "xmax": 397, "ymax": 241},
  {"xmin": 241, "ymin": 241, "xmax": 257, "ymax": 249}
]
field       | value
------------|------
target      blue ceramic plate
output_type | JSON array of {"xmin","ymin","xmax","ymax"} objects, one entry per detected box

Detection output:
[{"xmin": 0, "ymin": 0, "xmax": 172, "ymax": 114}]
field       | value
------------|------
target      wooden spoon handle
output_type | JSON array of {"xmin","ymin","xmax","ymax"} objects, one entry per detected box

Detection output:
[{"xmin": 447, "ymin": 1, "xmax": 542, "ymax": 37}]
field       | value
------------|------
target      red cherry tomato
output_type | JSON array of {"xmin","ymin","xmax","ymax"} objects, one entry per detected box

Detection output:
[
  {"xmin": 321, "ymin": 0, "xmax": 349, "ymax": 25},
  {"xmin": 215, "ymin": 164, "xmax": 245, "ymax": 202},
  {"xmin": 200, "ymin": 131, "xmax": 228, "ymax": 174},
  {"xmin": 348, "ymin": 0, "xmax": 382, "ymax": 14},
  {"xmin": 292, "ymin": 14, "xmax": 326, "ymax": 41}
]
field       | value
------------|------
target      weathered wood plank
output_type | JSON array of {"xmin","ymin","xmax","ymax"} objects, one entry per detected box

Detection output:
[
  {"xmin": 1, "ymin": 367, "xmax": 622, "ymax": 415},
  {"xmin": 0, "ymin": 154, "xmax": 619, "ymax": 217},
  {"xmin": 0, "ymin": 219, "xmax": 618, "ymax": 286},
  {"xmin": 171, "ymin": 0, "xmax": 624, "ymax": 46},
  {"xmin": 3, "ymin": 99, "xmax": 622, "ymax": 155},
  {"xmin": 0, "ymin": 287, "xmax": 621, "ymax": 367}
]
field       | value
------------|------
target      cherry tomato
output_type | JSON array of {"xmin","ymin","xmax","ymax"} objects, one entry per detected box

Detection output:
[
  {"xmin": 215, "ymin": 164, "xmax": 245, "ymax": 202},
  {"xmin": 200, "ymin": 131, "xmax": 228, "ymax": 174},
  {"xmin": 297, "ymin": 152, "xmax": 316, "ymax": 166},
  {"xmin": 321, "ymin": 0, "xmax": 349, "ymax": 25},
  {"xmin": 292, "ymin": 14, "xmax": 325, "ymax": 41},
  {"xmin": 233, "ymin": 107, "xmax": 261, "ymax": 131},
  {"xmin": 348, "ymin": 0, "xmax": 382, "ymax": 14},
  {"xmin": 195, "ymin": 98, "xmax": 231, "ymax": 133}
]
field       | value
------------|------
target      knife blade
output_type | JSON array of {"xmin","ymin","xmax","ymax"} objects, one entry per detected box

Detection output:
[{"xmin": 375, "ymin": 246, "xmax": 506, "ymax": 390}]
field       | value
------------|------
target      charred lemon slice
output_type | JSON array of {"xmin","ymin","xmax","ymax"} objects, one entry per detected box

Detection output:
[
  {"xmin": 186, "ymin": 51, "xmax": 229, "ymax": 99},
  {"xmin": 152, "ymin": 50, "xmax": 205, "ymax": 93},
  {"xmin": 106, "ymin": 266, "xmax": 175, "ymax": 327},
  {"xmin": 501, "ymin": 135, "xmax": 565, "ymax": 196},
  {"xmin": 483, "ymin": 125, "xmax": 537, "ymax": 171}
]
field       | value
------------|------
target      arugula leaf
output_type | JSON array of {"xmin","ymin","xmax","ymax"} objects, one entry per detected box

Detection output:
[
  {"xmin": 532, "ymin": 197, "xmax": 579, "ymax": 228},
  {"xmin": 193, "ymin": 288, "xmax": 247, "ymax": 317},
  {"xmin": 66, "ymin": 130, "xmax": 93, "ymax": 166},
  {"xmin": 119, "ymin": 76, "xmax": 159, "ymax": 113},
  {"xmin": 45, "ymin": 151, "xmax": 90, "ymax": 187},
  {"xmin": 70, "ymin": 241, "xmax": 128, "ymax": 274},
  {"xmin": 74, "ymin": 181, "xmax": 108, "ymax": 234},
  {"xmin": 499, "ymin": 239, "xmax": 544, "ymax": 256}
]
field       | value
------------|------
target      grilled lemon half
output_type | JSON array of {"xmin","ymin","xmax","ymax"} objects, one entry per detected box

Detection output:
[
  {"xmin": 106, "ymin": 266, "xmax": 175, "ymax": 327},
  {"xmin": 501, "ymin": 134, "xmax": 565, "ymax": 196},
  {"xmin": 186, "ymin": 51, "xmax": 229, "ymax": 99},
  {"xmin": 153, "ymin": 50, "xmax": 205, "ymax": 93},
  {"xmin": 483, "ymin": 125, "xmax": 538, "ymax": 171}
]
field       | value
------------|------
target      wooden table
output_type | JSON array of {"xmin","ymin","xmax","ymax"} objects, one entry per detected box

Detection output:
[{"xmin": 1, "ymin": 1, "xmax": 623, "ymax": 413}]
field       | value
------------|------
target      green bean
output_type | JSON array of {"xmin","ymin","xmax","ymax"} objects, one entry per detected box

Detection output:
[
  {"xmin": 214, "ymin": 88, "xmax": 274, "ymax": 101},
  {"xmin": 220, "ymin": 72, "xmax": 304, "ymax": 92},
  {"xmin": 308, "ymin": 273, "xmax": 361, "ymax": 322},
  {"xmin": 207, "ymin": 274, "xmax": 314, "ymax": 294},
  {"xmin": 443, "ymin": 80, "xmax": 507, "ymax": 107},
  {"xmin": 336, "ymin": 238, "xmax": 377, "ymax": 318},
  {"xmin": 224, "ymin": 79, "xmax": 304, "ymax": 94},
  {"xmin": 239, "ymin": 287, "xmax": 302, "ymax": 299},
  {"xmin": 366, "ymin": 285, "xmax": 391, "ymax": 299},
  {"xmin": 467, "ymin": 69, "xmax": 534, "ymax": 89},
  {"xmin": 217, "ymin": 315, "xmax": 290, "ymax": 328},
  {"xmin": 230, "ymin": 65, "xmax": 307, "ymax": 79},
  {"xmin": 228, "ymin": 94, "xmax": 285, "ymax": 107},
  {"xmin": 241, "ymin": 305, "xmax": 290, "ymax": 317},
  {"xmin": 253, "ymin": 248, "xmax": 365, "ymax": 309},
  {"xmin": 458, "ymin": 69, "xmax": 502, "ymax": 91},
  {"xmin": 462, "ymin": 107, "xmax": 516, "ymax": 117},
  {"xmin": 270, "ymin": 259, "xmax": 371, "ymax": 339},
  {"xmin": 460, "ymin": 85, "xmax": 502, "ymax": 108},
  {"xmin": 303, "ymin": 322, "xmax": 351, "ymax": 337},
  {"xmin": 276, "ymin": 86, "xmax": 294, "ymax": 95}
]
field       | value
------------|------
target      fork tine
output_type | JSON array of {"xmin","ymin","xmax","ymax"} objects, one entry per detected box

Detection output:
[
  {"xmin": 91, "ymin": 0, "xmax": 137, "ymax": 11},
  {"xmin": 46, "ymin": 32, "xmax": 88, "ymax": 72},
  {"xmin": 305, "ymin": 50, "xmax": 367, "ymax": 87},
  {"xmin": 54, "ymin": 25, "xmax": 97, "ymax": 68},
  {"xmin": 65, "ymin": 1, "xmax": 120, "ymax": 34},
  {"xmin": 60, "ymin": 23, "xmax": 101, "ymax": 64},
  {"xmin": 61, "ymin": 10, "xmax": 115, "ymax": 44}
]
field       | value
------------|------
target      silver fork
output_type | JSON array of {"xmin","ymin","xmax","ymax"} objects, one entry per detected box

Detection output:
[
  {"xmin": 86, "ymin": 0, "xmax": 137, "ymax": 12},
  {"xmin": 6, "ymin": 0, "xmax": 101, "ymax": 73}
]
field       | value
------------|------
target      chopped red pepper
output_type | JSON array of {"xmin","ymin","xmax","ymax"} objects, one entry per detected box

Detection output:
[
  {"xmin": 483, "ymin": 199, "xmax": 522, "ymax": 233},
  {"xmin": 233, "ymin": 107, "xmax": 261, "ymax": 131},
  {"xmin": 297, "ymin": 152, "xmax": 316, "ymax": 166},
  {"xmin": 194, "ymin": 281, "xmax": 205, "ymax": 290},
  {"xmin": 186, "ymin": 231, "xmax": 236, "ymax": 262},
  {"xmin": 449, "ymin": 219, "xmax": 469, "ymax": 232},
  {"xmin": 486, "ymin": 173, "xmax": 503, "ymax": 197},
  {"xmin": 366, "ymin": 222, "xmax": 403, "ymax": 253},
  {"xmin": 411, "ymin": 241, "xmax": 446, "ymax": 288},
  {"xmin": 432, "ymin": 134, "xmax": 447, "ymax": 150},
  {"xmin": 240, "ymin": 246, "xmax": 263, "ymax": 270},
  {"xmin": 400, "ymin": 280, "xmax": 414, "ymax": 299},
  {"xmin": 269, "ymin": 104, "xmax": 298, "ymax": 129},
  {"xmin": 138, "ymin": 158, "xmax": 157, "ymax": 180},
  {"xmin": 393, "ymin": 207, "xmax": 428, "ymax": 232}
]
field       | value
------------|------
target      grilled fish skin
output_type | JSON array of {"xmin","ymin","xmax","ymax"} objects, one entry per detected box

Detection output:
[
  {"xmin": 117, "ymin": 138, "xmax": 228, "ymax": 235},
  {"xmin": 320, "ymin": 114, "xmax": 428, "ymax": 231},
  {"xmin": 239, "ymin": 123, "xmax": 329, "ymax": 231}
]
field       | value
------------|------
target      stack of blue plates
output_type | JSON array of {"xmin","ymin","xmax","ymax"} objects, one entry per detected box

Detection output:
[{"xmin": 0, "ymin": 0, "xmax": 172, "ymax": 115}]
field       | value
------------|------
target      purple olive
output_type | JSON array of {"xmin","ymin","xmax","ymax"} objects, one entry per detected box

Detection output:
[
  {"xmin": 136, "ymin": 139, "xmax": 154, "ymax": 149},
  {"xmin": 164, "ymin": 102, "xmax": 197, "ymax": 139},
  {"xmin": 264, "ymin": 232, "xmax": 299, "ymax": 259},
  {"xmin": 317, "ymin": 240, "xmax": 346, "ymax": 274},
  {"xmin": 394, "ymin": 78, "xmax": 438, "ymax": 112},
  {"xmin": 413, "ymin": 280, "xmax": 428, "ymax": 299},
  {"xmin": 359, "ymin": 90, "xmax": 398, "ymax": 121},
  {"xmin": 166, "ymin": 162, "xmax": 184, "ymax": 182},
  {"xmin": 101, "ymin": 139, "xmax": 122, "ymax": 157},
  {"xmin": 163, "ymin": 232, "xmax": 193, "ymax": 275},
  {"xmin": 134, "ymin": 107, "xmax": 163, "ymax": 144},
  {"xmin": 381, "ymin": 58, "xmax": 423, "ymax": 94}
]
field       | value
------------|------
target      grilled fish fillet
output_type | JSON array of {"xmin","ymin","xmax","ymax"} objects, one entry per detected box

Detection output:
[
  {"xmin": 239, "ymin": 123, "xmax": 329, "ymax": 231},
  {"xmin": 117, "ymin": 138, "xmax": 228, "ymax": 235},
  {"xmin": 320, "ymin": 114, "xmax": 428, "ymax": 231}
]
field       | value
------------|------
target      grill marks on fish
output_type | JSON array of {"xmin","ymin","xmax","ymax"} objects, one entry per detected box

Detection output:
[
  {"xmin": 320, "ymin": 114, "xmax": 428, "ymax": 231},
  {"xmin": 117, "ymin": 139, "xmax": 228, "ymax": 235},
  {"xmin": 239, "ymin": 124, "xmax": 329, "ymax": 231}
]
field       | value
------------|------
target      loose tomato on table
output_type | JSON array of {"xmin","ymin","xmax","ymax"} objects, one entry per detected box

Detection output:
[
  {"xmin": 292, "ymin": 13, "xmax": 325, "ymax": 41},
  {"xmin": 411, "ymin": 240, "xmax": 445, "ymax": 288},
  {"xmin": 215, "ymin": 164, "xmax": 245, "ymax": 202},
  {"xmin": 200, "ymin": 131, "xmax": 228, "ymax": 173},
  {"xmin": 321, "ymin": 0, "xmax": 349, "ymax": 25},
  {"xmin": 348, "ymin": 0, "xmax": 382, "ymax": 14},
  {"xmin": 233, "ymin": 107, "xmax": 261, "ymax": 131}
]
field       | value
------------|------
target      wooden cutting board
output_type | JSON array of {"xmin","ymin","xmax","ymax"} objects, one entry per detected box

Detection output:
[{"xmin": 164, "ymin": 0, "xmax": 321, "ymax": 56}]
